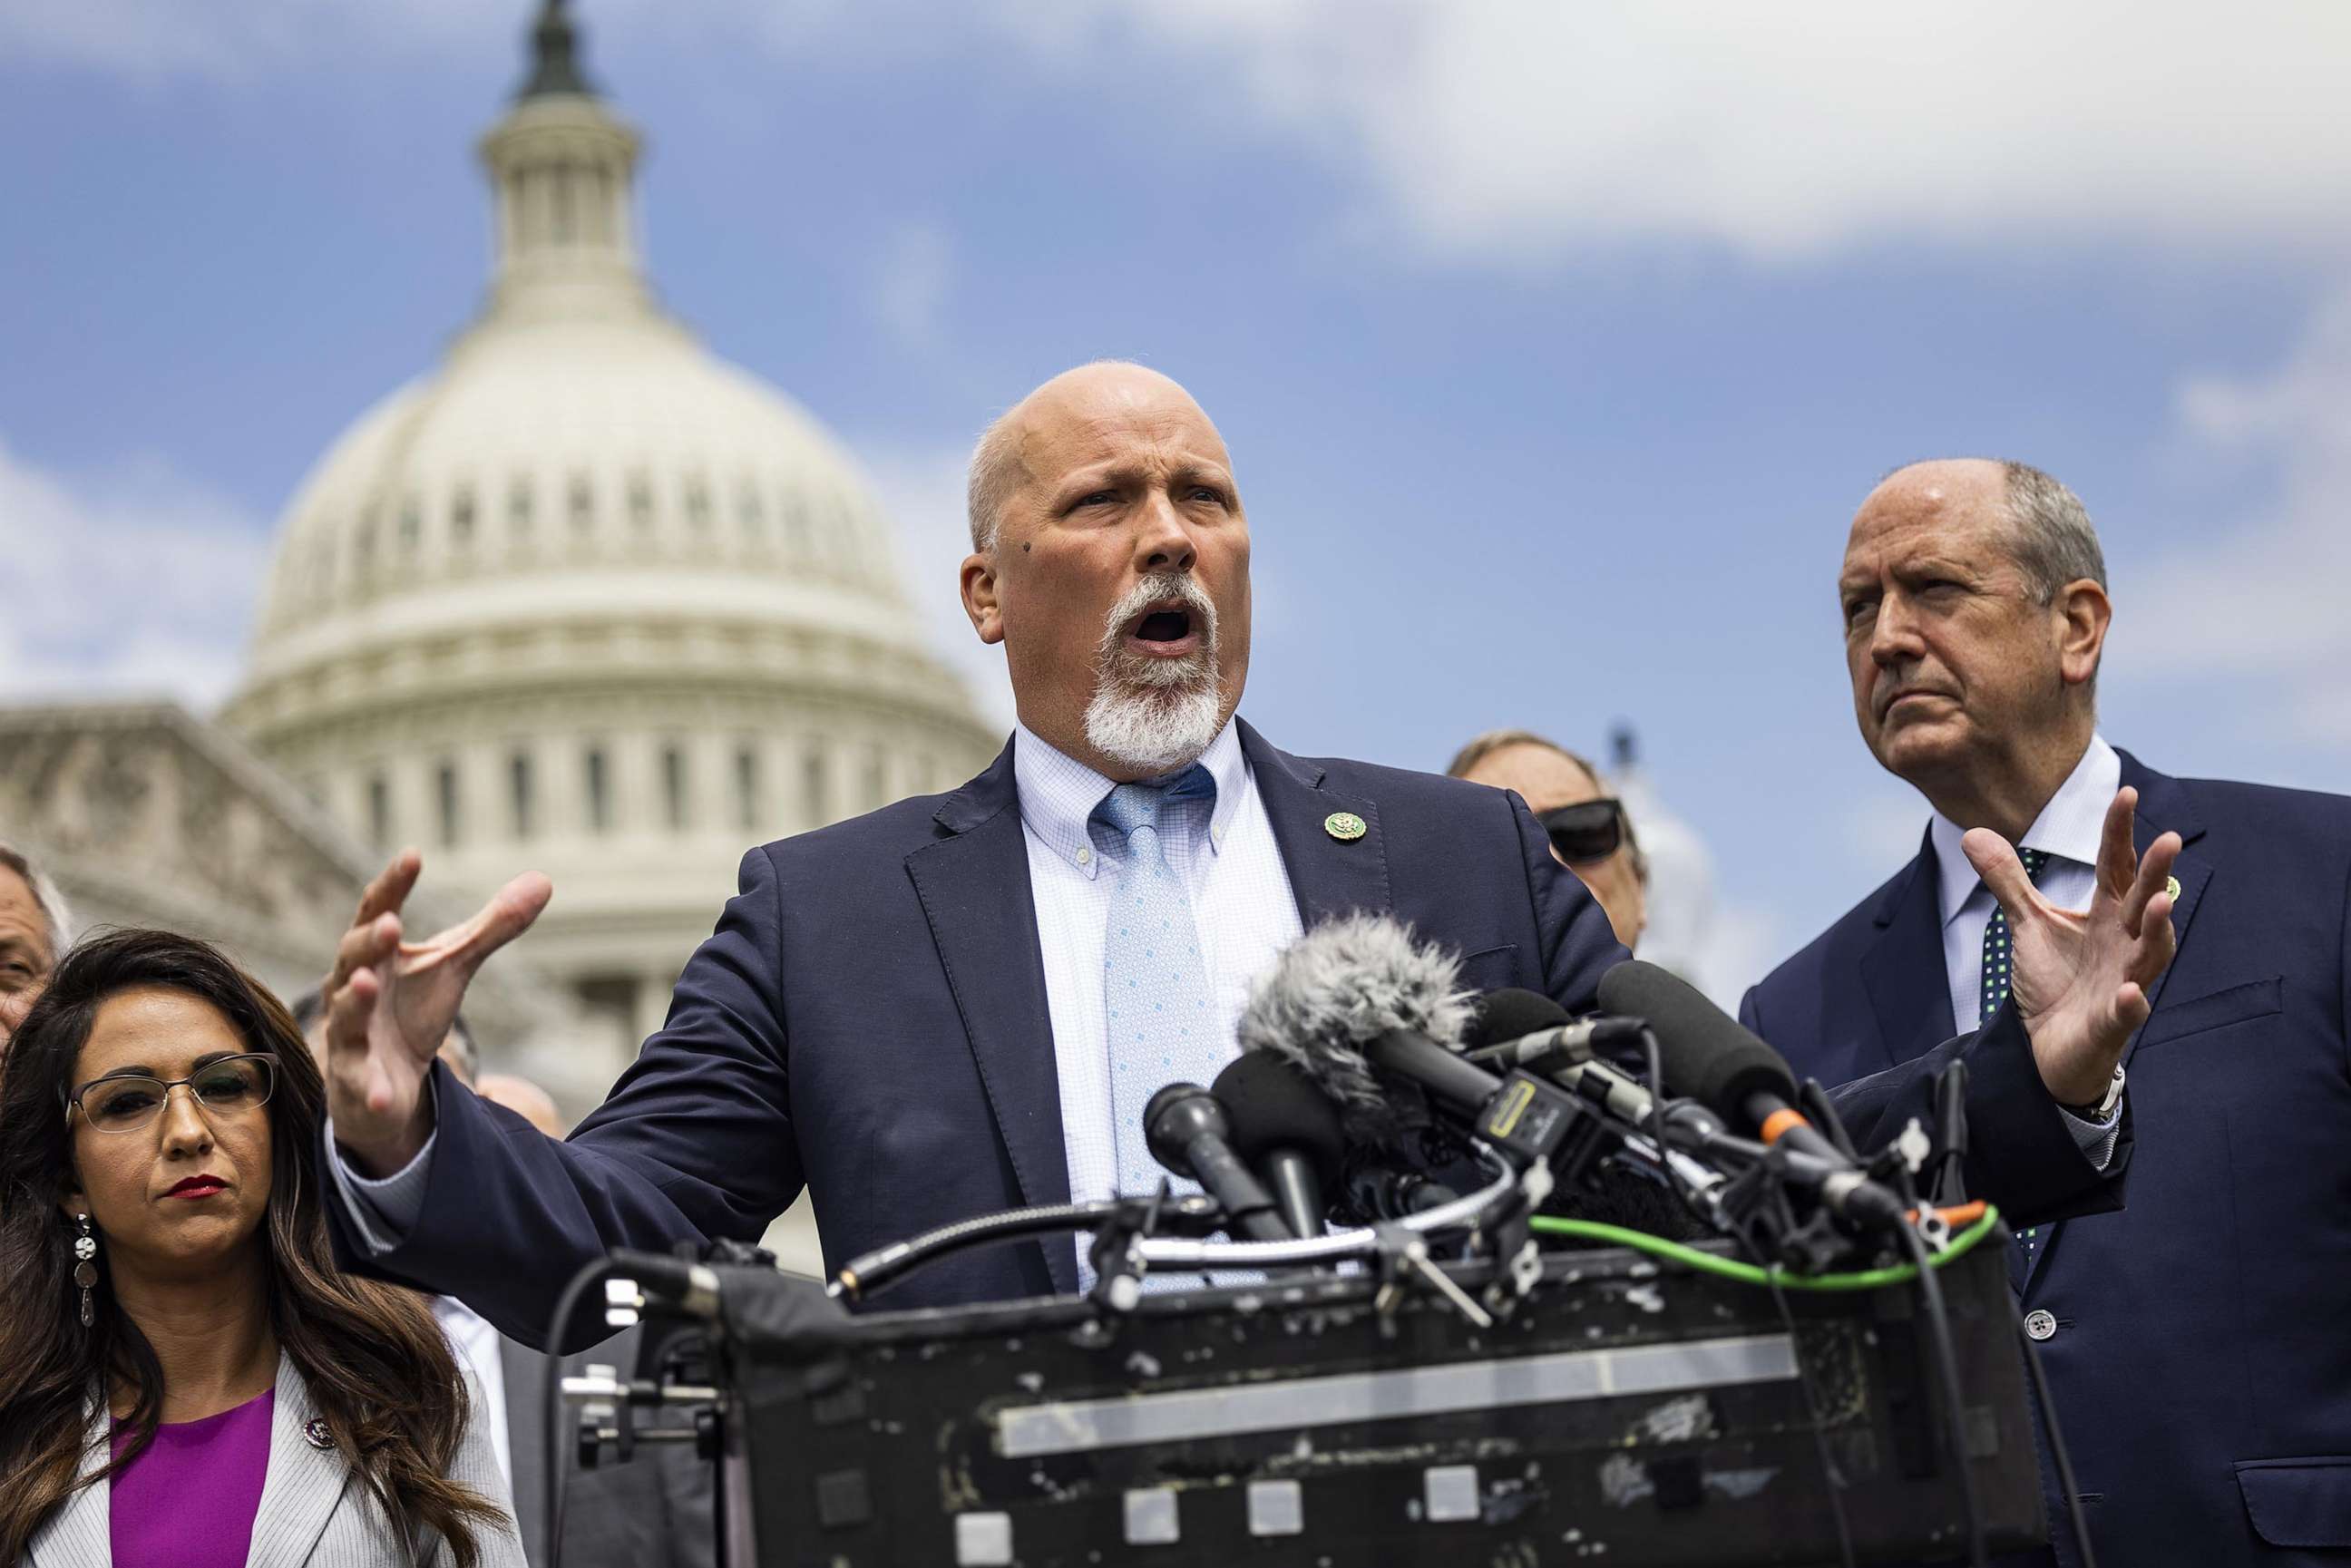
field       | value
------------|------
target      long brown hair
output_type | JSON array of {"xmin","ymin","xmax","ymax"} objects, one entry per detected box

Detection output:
[{"xmin": 0, "ymin": 929, "xmax": 508, "ymax": 1563}]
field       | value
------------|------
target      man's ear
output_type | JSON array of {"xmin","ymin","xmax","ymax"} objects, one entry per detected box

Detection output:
[
  {"xmin": 2055, "ymin": 578, "xmax": 2112, "ymax": 689},
  {"xmin": 960, "ymin": 551, "xmax": 1005, "ymax": 646}
]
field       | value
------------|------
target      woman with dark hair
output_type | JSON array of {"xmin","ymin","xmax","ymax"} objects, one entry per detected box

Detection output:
[{"xmin": 0, "ymin": 928, "xmax": 522, "ymax": 1566}]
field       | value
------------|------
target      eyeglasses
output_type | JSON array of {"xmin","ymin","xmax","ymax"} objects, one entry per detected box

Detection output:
[
  {"xmin": 1538, "ymin": 798, "xmax": 1628, "ymax": 865},
  {"xmin": 66, "ymin": 1055, "xmax": 278, "ymax": 1135}
]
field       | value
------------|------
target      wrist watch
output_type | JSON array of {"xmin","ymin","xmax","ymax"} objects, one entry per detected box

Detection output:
[{"xmin": 2062, "ymin": 1063, "xmax": 2127, "ymax": 1122}]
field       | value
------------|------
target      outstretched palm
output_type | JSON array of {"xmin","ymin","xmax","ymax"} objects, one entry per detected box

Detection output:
[
  {"xmin": 320, "ymin": 850, "xmax": 551, "ymax": 1173},
  {"xmin": 1962, "ymin": 787, "xmax": 2180, "ymax": 1106}
]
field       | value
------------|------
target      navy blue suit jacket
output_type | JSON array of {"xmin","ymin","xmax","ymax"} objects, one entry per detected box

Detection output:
[
  {"xmin": 329, "ymin": 723, "xmax": 2120, "ymax": 1342},
  {"xmin": 1741, "ymin": 752, "xmax": 2351, "ymax": 1564}
]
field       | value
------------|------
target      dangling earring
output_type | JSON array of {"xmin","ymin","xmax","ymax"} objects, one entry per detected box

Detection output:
[{"xmin": 72, "ymin": 1213, "xmax": 99, "ymax": 1328}]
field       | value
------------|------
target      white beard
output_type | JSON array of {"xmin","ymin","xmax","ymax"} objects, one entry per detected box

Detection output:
[
  {"xmin": 1084, "ymin": 678, "xmax": 1226, "ymax": 774},
  {"xmin": 1083, "ymin": 573, "xmax": 1225, "ymax": 773}
]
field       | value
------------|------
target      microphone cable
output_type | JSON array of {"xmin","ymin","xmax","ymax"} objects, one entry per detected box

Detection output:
[
  {"xmin": 2010, "ymin": 1290, "xmax": 2101, "ymax": 1568},
  {"xmin": 830, "ymin": 1196, "xmax": 1225, "ymax": 1302},
  {"xmin": 1888, "ymin": 1189, "xmax": 1989, "ymax": 1568}
]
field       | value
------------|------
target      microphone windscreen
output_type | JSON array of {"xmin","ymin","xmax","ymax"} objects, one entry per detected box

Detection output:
[
  {"xmin": 1465, "ymin": 987, "xmax": 1572, "ymax": 1047},
  {"xmin": 1596, "ymin": 959, "xmax": 1796, "ymax": 1120},
  {"xmin": 1236, "ymin": 912, "xmax": 1472, "ymax": 1149},
  {"xmin": 1214, "ymin": 1053, "xmax": 1347, "ymax": 1184}
]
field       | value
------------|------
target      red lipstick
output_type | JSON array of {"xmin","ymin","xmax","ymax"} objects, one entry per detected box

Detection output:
[{"xmin": 163, "ymin": 1174, "xmax": 228, "ymax": 1200}]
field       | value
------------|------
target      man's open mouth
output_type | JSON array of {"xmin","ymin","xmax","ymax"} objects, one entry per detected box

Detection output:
[{"xmin": 1126, "ymin": 603, "xmax": 1202, "ymax": 654}]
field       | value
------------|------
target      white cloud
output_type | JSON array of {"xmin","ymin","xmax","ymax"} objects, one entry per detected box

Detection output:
[
  {"xmin": 1123, "ymin": 2, "xmax": 2351, "ymax": 263},
  {"xmin": 2112, "ymin": 281, "xmax": 2351, "ymax": 748},
  {"xmin": 854, "ymin": 439, "xmax": 1015, "ymax": 728},
  {"xmin": 21, "ymin": 3, "xmax": 2351, "ymax": 264},
  {"xmin": 0, "ymin": 438, "xmax": 268, "ymax": 711}
]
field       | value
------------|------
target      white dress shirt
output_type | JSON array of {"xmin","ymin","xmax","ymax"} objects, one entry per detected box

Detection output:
[
  {"xmin": 1928, "ymin": 735, "xmax": 2121, "ymax": 1036},
  {"xmin": 1926, "ymin": 733, "xmax": 2125, "ymax": 1162},
  {"xmin": 431, "ymin": 1294, "xmax": 512, "ymax": 1486},
  {"xmin": 1013, "ymin": 720, "xmax": 1304, "ymax": 1224}
]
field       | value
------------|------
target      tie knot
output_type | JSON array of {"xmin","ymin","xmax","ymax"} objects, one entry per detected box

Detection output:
[
  {"xmin": 1089, "ymin": 765, "xmax": 1215, "ymax": 843},
  {"xmin": 2019, "ymin": 846, "xmax": 2052, "ymax": 881}
]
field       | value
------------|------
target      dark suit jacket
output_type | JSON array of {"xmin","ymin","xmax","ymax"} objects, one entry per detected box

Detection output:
[
  {"xmin": 330, "ymin": 722, "xmax": 2117, "ymax": 1341},
  {"xmin": 499, "ymin": 1327, "xmax": 716, "ymax": 1568},
  {"xmin": 1741, "ymin": 752, "xmax": 2351, "ymax": 1565}
]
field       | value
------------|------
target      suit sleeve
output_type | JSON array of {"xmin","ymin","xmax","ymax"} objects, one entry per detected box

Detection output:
[
  {"xmin": 324, "ymin": 847, "xmax": 802, "ymax": 1349},
  {"xmin": 1505, "ymin": 788, "xmax": 1633, "ymax": 1012},
  {"xmin": 1823, "ymin": 999, "xmax": 2132, "ymax": 1225}
]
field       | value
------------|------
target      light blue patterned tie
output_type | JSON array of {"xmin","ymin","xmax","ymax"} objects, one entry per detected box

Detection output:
[{"xmin": 1090, "ymin": 767, "xmax": 1225, "ymax": 1217}]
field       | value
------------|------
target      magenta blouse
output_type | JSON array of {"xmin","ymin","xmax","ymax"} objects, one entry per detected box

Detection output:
[{"xmin": 108, "ymin": 1386, "xmax": 275, "ymax": 1568}]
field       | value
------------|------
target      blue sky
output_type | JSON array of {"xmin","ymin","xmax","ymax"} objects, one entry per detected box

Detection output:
[{"xmin": 5, "ymin": 1, "xmax": 2346, "ymax": 994}]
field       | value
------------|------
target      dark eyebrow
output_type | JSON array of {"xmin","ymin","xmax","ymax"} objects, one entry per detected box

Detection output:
[{"xmin": 86, "ymin": 1049, "xmax": 244, "ymax": 1084}]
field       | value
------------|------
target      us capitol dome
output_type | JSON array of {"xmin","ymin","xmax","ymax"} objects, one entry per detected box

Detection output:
[{"xmin": 219, "ymin": 0, "xmax": 1000, "ymax": 1071}]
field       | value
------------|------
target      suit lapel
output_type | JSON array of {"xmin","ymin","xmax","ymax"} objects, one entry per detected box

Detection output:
[
  {"xmin": 245, "ymin": 1355, "xmax": 353, "ymax": 1568},
  {"xmin": 27, "ymin": 1406, "xmax": 110, "ymax": 1568},
  {"xmin": 1238, "ymin": 721, "xmax": 1393, "ymax": 931},
  {"xmin": 905, "ymin": 737, "xmax": 1076, "ymax": 1295},
  {"xmin": 2025, "ymin": 755, "xmax": 2211, "ymax": 1295},
  {"xmin": 2116, "ymin": 753, "xmax": 2210, "ymax": 1042},
  {"xmin": 1858, "ymin": 831, "xmax": 1956, "ymax": 1071},
  {"xmin": 500, "ymin": 1335, "xmax": 549, "ymax": 1567}
]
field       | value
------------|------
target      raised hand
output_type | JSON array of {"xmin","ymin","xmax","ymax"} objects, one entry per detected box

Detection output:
[
  {"xmin": 1964, "ymin": 787, "xmax": 2180, "ymax": 1107},
  {"xmin": 320, "ymin": 850, "xmax": 552, "ymax": 1174}
]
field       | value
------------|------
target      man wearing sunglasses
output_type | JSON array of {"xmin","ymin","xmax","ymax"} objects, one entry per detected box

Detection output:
[
  {"xmin": 1740, "ymin": 458, "xmax": 2351, "ymax": 1568},
  {"xmin": 1447, "ymin": 729, "xmax": 1647, "ymax": 950}
]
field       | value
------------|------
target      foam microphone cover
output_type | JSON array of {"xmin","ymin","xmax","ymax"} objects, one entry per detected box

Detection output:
[
  {"xmin": 1214, "ymin": 1052, "xmax": 1347, "ymax": 1186},
  {"xmin": 1236, "ymin": 912, "xmax": 1473, "ymax": 1150},
  {"xmin": 1595, "ymin": 959, "xmax": 1796, "ymax": 1122},
  {"xmin": 1465, "ymin": 987, "xmax": 1573, "ymax": 1047}
]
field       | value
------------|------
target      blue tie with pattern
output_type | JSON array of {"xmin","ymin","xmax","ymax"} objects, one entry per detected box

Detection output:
[
  {"xmin": 1982, "ymin": 847, "xmax": 2052, "ymax": 1263},
  {"xmin": 1090, "ymin": 766, "xmax": 1227, "ymax": 1222}
]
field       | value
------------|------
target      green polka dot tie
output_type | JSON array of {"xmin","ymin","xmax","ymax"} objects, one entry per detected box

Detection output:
[{"xmin": 1983, "ymin": 847, "xmax": 2052, "ymax": 1261}]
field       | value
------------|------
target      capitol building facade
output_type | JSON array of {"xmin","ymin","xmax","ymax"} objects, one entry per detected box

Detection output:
[
  {"xmin": 221, "ymin": 5, "xmax": 999, "ymax": 1065},
  {"xmin": 0, "ymin": 1, "xmax": 999, "ymax": 1270}
]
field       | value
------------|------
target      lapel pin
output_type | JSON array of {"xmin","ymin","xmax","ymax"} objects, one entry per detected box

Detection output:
[
  {"xmin": 303, "ymin": 1417, "xmax": 336, "ymax": 1452},
  {"xmin": 2165, "ymin": 874, "xmax": 2182, "ymax": 902},
  {"xmin": 1323, "ymin": 811, "xmax": 1367, "ymax": 842}
]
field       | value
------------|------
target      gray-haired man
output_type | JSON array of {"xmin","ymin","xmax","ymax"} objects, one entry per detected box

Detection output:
[{"xmin": 0, "ymin": 840, "xmax": 71, "ymax": 1048}]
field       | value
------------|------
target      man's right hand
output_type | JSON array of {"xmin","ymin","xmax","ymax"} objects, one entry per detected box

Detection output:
[{"xmin": 322, "ymin": 850, "xmax": 552, "ymax": 1176}]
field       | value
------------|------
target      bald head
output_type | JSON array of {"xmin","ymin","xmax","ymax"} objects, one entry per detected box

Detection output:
[
  {"xmin": 1861, "ymin": 458, "xmax": 2106, "ymax": 603},
  {"xmin": 967, "ymin": 361, "xmax": 1220, "ymax": 553}
]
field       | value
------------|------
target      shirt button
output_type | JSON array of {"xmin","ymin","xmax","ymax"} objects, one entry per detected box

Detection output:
[
  {"xmin": 1076, "ymin": 847, "xmax": 1092, "ymax": 865},
  {"xmin": 2024, "ymin": 1309, "xmax": 2058, "ymax": 1342}
]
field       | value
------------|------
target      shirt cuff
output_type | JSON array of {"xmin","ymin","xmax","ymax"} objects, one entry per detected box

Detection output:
[
  {"xmin": 324, "ymin": 1077, "xmax": 440, "ymax": 1254},
  {"xmin": 2057, "ymin": 1097, "xmax": 2124, "ymax": 1171}
]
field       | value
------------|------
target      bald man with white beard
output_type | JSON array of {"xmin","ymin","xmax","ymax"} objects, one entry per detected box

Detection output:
[{"xmin": 310, "ymin": 363, "xmax": 2180, "ymax": 1334}]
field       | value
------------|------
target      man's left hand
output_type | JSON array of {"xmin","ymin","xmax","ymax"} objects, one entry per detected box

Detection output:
[{"xmin": 1964, "ymin": 786, "xmax": 2180, "ymax": 1106}]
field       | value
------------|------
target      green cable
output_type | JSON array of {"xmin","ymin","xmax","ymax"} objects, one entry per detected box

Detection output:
[{"xmin": 1528, "ymin": 1206, "xmax": 2002, "ymax": 1293}]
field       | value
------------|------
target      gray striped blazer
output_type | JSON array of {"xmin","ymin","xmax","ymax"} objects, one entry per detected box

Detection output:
[{"xmin": 26, "ymin": 1352, "xmax": 525, "ymax": 1568}]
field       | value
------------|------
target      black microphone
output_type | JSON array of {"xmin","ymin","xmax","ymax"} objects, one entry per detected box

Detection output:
[
  {"xmin": 1597, "ymin": 961, "xmax": 1907, "ymax": 1230},
  {"xmin": 1462, "ymin": 987, "xmax": 1650, "ymax": 1076},
  {"xmin": 1143, "ymin": 1082, "xmax": 1293, "ymax": 1242},
  {"xmin": 1213, "ymin": 1053, "xmax": 1345, "ymax": 1242}
]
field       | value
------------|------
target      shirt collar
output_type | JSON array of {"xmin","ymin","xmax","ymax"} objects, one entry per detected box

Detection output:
[
  {"xmin": 1927, "ymin": 733, "xmax": 2121, "ymax": 926},
  {"xmin": 1012, "ymin": 719, "xmax": 1247, "ymax": 878}
]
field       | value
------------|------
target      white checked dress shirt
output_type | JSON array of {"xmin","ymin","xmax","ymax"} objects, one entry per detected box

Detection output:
[
  {"xmin": 1013, "ymin": 720, "xmax": 1304, "ymax": 1232},
  {"xmin": 1927, "ymin": 733, "xmax": 2124, "ymax": 1163}
]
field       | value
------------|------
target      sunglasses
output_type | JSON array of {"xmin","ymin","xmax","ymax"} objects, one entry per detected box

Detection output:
[{"xmin": 1538, "ymin": 798, "xmax": 1627, "ymax": 865}]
